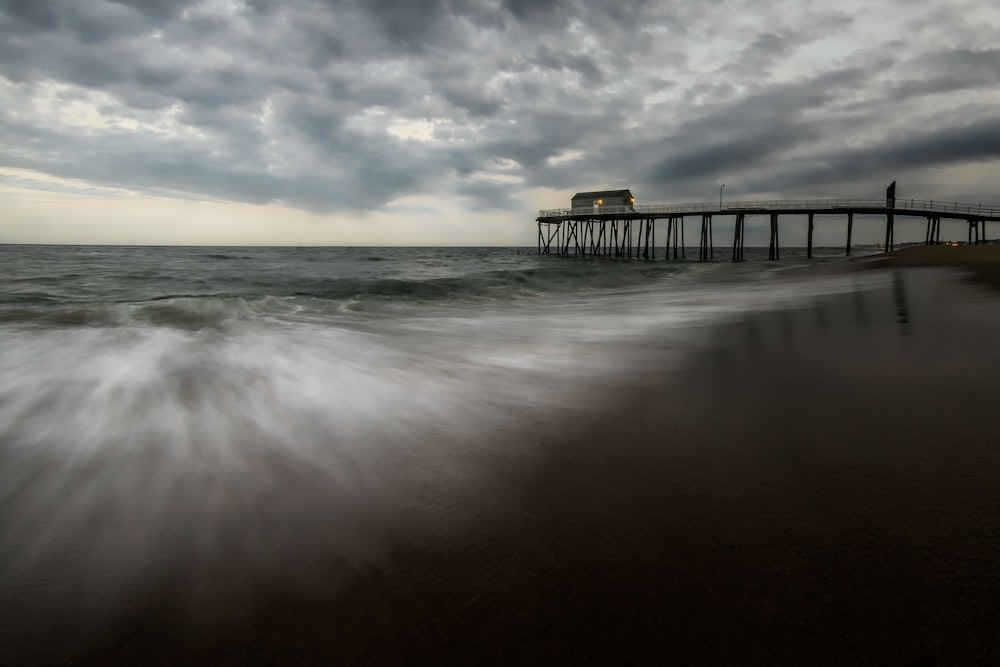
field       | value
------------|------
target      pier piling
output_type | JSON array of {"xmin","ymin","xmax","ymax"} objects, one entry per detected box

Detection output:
[
  {"xmin": 846, "ymin": 212, "xmax": 854, "ymax": 256},
  {"xmin": 884, "ymin": 211, "xmax": 895, "ymax": 252},
  {"xmin": 732, "ymin": 213, "xmax": 745, "ymax": 262},
  {"xmin": 807, "ymin": 213, "xmax": 815, "ymax": 259},
  {"xmin": 768, "ymin": 214, "xmax": 780, "ymax": 261},
  {"xmin": 699, "ymin": 214, "xmax": 714, "ymax": 262}
]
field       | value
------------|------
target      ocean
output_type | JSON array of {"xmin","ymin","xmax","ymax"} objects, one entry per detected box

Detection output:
[{"xmin": 1, "ymin": 243, "xmax": 899, "ymax": 661}]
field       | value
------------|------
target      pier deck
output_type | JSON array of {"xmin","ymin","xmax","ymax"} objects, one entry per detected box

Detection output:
[{"xmin": 536, "ymin": 198, "xmax": 1000, "ymax": 261}]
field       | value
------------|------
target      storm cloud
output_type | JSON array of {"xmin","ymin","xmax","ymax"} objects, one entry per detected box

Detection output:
[{"xmin": 1, "ymin": 0, "xmax": 998, "ymax": 220}]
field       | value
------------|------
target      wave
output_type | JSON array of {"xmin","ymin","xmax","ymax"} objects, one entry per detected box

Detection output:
[
  {"xmin": 0, "ymin": 262, "xmax": 688, "ymax": 330},
  {"xmin": 0, "ymin": 298, "xmax": 262, "ymax": 330},
  {"xmin": 201, "ymin": 253, "xmax": 253, "ymax": 260}
]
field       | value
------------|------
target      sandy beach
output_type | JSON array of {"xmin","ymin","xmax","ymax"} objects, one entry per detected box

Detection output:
[{"xmin": 6, "ymin": 260, "xmax": 1000, "ymax": 665}]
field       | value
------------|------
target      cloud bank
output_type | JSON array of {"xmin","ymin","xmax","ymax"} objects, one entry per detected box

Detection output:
[{"xmin": 1, "ymin": 0, "xmax": 999, "ymax": 229}]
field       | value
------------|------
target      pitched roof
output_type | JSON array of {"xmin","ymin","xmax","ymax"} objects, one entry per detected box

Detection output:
[{"xmin": 571, "ymin": 189, "xmax": 633, "ymax": 200}]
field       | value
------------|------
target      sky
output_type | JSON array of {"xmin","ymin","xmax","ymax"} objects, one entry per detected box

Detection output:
[{"xmin": 1, "ymin": 0, "xmax": 999, "ymax": 246}]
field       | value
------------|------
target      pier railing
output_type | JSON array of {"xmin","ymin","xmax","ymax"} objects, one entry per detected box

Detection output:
[{"xmin": 538, "ymin": 198, "xmax": 1000, "ymax": 219}]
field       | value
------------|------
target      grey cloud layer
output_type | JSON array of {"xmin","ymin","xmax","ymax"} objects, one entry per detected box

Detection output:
[{"xmin": 1, "ymin": 0, "xmax": 998, "ymax": 212}]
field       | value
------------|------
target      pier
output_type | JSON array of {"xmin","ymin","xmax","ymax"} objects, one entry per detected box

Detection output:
[{"xmin": 536, "ymin": 191, "xmax": 1000, "ymax": 260}]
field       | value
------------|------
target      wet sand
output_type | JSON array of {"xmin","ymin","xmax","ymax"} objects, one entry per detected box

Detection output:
[
  {"xmin": 8, "ymin": 266, "xmax": 1000, "ymax": 664},
  {"xmin": 861, "ymin": 243, "xmax": 1000, "ymax": 284}
]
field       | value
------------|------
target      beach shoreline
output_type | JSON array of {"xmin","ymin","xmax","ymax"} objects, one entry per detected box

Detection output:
[{"xmin": 5, "ymin": 262, "xmax": 1000, "ymax": 665}]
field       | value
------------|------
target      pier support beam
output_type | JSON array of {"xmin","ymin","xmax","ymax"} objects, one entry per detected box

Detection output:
[
  {"xmin": 807, "ymin": 213, "xmax": 815, "ymax": 259},
  {"xmin": 699, "ymin": 214, "xmax": 714, "ymax": 261},
  {"xmin": 968, "ymin": 220, "xmax": 981, "ymax": 245},
  {"xmin": 768, "ymin": 213, "xmax": 780, "ymax": 260},
  {"xmin": 568, "ymin": 221, "xmax": 581, "ymax": 255},
  {"xmin": 709, "ymin": 215, "xmax": 714, "ymax": 259},
  {"xmin": 732, "ymin": 213, "xmax": 745, "ymax": 262},
  {"xmin": 665, "ymin": 217, "xmax": 682, "ymax": 260},
  {"xmin": 925, "ymin": 216, "xmax": 942, "ymax": 245},
  {"xmin": 846, "ymin": 212, "xmax": 854, "ymax": 256},
  {"xmin": 884, "ymin": 211, "xmax": 895, "ymax": 253}
]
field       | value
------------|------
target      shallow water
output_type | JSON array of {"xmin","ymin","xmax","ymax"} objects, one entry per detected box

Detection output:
[{"xmin": 0, "ymin": 244, "xmax": 892, "ymax": 659}]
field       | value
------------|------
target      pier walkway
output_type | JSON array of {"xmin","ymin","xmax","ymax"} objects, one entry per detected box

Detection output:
[{"xmin": 536, "ymin": 198, "xmax": 1000, "ymax": 261}]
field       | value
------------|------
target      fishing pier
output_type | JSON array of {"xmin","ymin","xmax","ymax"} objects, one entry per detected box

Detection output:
[{"xmin": 536, "ymin": 186, "xmax": 1000, "ymax": 261}]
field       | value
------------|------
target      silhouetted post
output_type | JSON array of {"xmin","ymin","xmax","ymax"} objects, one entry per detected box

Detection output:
[
  {"xmin": 709, "ymin": 215, "xmax": 714, "ymax": 259},
  {"xmin": 775, "ymin": 215, "xmax": 780, "ymax": 259},
  {"xmin": 680, "ymin": 217, "xmax": 686, "ymax": 258},
  {"xmin": 884, "ymin": 180, "xmax": 896, "ymax": 253},
  {"xmin": 768, "ymin": 215, "xmax": 775, "ymax": 260},
  {"xmin": 739, "ymin": 214, "xmax": 744, "ymax": 261},
  {"xmin": 699, "ymin": 214, "xmax": 715, "ymax": 261},
  {"xmin": 925, "ymin": 216, "xmax": 933, "ymax": 245},
  {"xmin": 807, "ymin": 213, "xmax": 815, "ymax": 258},
  {"xmin": 699, "ymin": 215, "xmax": 707, "ymax": 261},
  {"xmin": 732, "ymin": 213, "xmax": 745, "ymax": 262},
  {"xmin": 846, "ymin": 212, "xmax": 854, "ymax": 256},
  {"xmin": 884, "ymin": 212, "xmax": 895, "ymax": 252},
  {"xmin": 768, "ymin": 213, "xmax": 780, "ymax": 260}
]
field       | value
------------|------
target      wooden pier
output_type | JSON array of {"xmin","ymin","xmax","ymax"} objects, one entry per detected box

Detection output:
[{"xmin": 536, "ymin": 193, "xmax": 1000, "ymax": 260}]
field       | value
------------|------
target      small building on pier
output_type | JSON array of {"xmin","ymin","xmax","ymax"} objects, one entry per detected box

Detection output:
[{"xmin": 571, "ymin": 189, "xmax": 635, "ymax": 211}]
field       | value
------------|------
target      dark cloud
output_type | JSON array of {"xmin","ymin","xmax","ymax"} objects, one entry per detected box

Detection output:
[
  {"xmin": 437, "ymin": 79, "xmax": 505, "ymax": 116},
  {"xmin": 764, "ymin": 116, "xmax": 1000, "ymax": 192},
  {"xmin": 531, "ymin": 45, "xmax": 605, "ymax": 85},
  {"xmin": 647, "ymin": 68, "xmax": 868, "ymax": 183},
  {"xmin": 891, "ymin": 48, "xmax": 1000, "ymax": 99},
  {"xmin": 0, "ymin": 0, "xmax": 998, "ymax": 216}
]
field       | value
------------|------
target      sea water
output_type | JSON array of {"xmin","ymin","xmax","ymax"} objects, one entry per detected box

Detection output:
[{"xmin": 0, "ymin": 244, "xmax": 887, "ymax": 652}]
